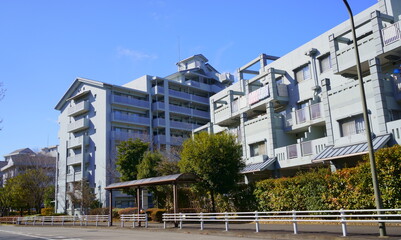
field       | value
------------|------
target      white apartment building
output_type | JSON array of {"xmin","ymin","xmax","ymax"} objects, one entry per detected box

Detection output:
[
  {"xmin": 198, "ymin": 0, "xmax": 401, "ymax": 183},
  {"xmin": 54, "ymin": 55, "xmax": 232, "ymax": 214}
]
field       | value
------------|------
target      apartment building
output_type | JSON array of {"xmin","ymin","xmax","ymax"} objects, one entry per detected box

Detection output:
[
  {"xmin": 198, "ymin": 0, "xmax": 401, "ymax": 183},
  {"xmin": 54, "ymin": 54, "xmax": 231, "ymax": 214},
  {"xmin": 1, "ymin": 148, "xmax": 56, "ymax": 187}
]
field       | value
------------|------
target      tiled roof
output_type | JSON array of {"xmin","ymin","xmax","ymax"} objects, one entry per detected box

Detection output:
[{"xmin": 312, "ymin": 134, "xmax": 391, "ymax": 162}]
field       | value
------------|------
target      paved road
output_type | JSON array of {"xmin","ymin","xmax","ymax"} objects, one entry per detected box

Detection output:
[{"xmin": 1, "ymin": 222, "xmax": 401, "ymax": 240}]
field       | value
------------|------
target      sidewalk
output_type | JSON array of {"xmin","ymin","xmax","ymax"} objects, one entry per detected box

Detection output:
[{"xmin": 117, "ymin": 221, "xmax": 401, "ymax": 239}]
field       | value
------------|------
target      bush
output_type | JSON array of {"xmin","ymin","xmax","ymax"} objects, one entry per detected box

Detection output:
[
  {"xmin": 118, "ymin": 207, "xmax": 138, "ymax": 215},
  {"xmin": 40, "ymin": 208, "xmax": 54, "ymax": 216},
  {"xmin": 145, "ymin": 208, "xmax": 166, "ymax": 222},
  {"xmin": 89, "ymin": 208, "xmax": 108, "ymax": 215}
]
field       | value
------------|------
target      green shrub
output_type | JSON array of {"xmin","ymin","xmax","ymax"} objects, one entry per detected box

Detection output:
[
  {"xmin": 145, "ymin": 208, "xmax": 166, "ymax": 222},
  {"xmin": 40, "ymin": 208, "xmax": 54, "ymax": 216},
  {"xmin": 118, "ymin": 207, "xmax": 138, "ymax": 215}
]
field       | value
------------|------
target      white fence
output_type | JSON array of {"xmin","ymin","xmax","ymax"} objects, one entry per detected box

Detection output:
[
  {"xmin": 14, "ymin": 215, "xmax": 109, "ymax": 227},
  {"xmin": 120, "ymin": 213, "xmax": 148, "ymax": 228},
  {"xmin": 163, "ymin": 209, "xmax": 401, "ymax": 237}
]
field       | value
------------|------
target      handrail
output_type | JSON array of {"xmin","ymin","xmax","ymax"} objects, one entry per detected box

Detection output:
[
  {"xmin": 14, "ymin": 215, "xmax": 109, "ymax": 227},
  {"xmin": 163, "ymin": 209, "xmax": 401, "ymax": 236}
]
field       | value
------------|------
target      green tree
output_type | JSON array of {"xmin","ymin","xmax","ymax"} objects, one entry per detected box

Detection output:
[
  {"xmin": 137, "ymin": 151, "xmax": 163, "ymax": 179},
  {"xmin": 116, "ymin": 138, "xmax": 149, "ymax": 182},
  {"xmin": 179, "ymin": 131, "xmax": 243, "ymax": 212}
]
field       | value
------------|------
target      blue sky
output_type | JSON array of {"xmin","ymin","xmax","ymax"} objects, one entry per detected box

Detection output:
[{"xmin": 0, "ymin": 0, "xmax": 377, "ymax": 158}]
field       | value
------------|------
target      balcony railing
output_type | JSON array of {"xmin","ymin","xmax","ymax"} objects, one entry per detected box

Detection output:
[
  {"xmin": 111, "ymin": 131, "xmax": 149, "ymax": 142},
  {"xmin": 301, "ymin": 141, "xmax": 313, "ymax": 156},
  {"xmin": 112, "ymin": 113, "xmax": 150, "ymax": 125},
  {"xmin": 153, "ymin": 135, "xmax": 166, "ymax": 144},
  {"xmin": 152, "ymin": 118, "xmax": 165, "ymax": 127},
  {"xmin": 169, "ymin": 105, "xmax": 191, "ymax": 115},
  {"xmin": 287, "ymin": 144, "xmax": 298, "ymax": 159},
  {"xmin": 113, "ymin": 95, "xmax": 149, "ymax": 108},
  {"xmin": 151, "ymin": 86, "xmax": 164, "ymax": 95},
  {"xmin": 310, "ymin": 103, "xmax": 322, "ymax": 120},
  {"xmin": 168, "ymin": 89, "xmax": 190, "ymax": 99},
  {"xmin": 68, "ymin": 136, "xmax": 88, "ymax": 149},
  {"xmin": 283, "ymin": 103, "xmax": 323, "ymax": 128},
  {"xmin": 171, "ymin": 136, "xmax": 185, "ymax": 145},
  {"xmin": 152, "ymin": 102, "xmax": 165, "ymax": 111},
  {"xmin": 231, "ymin": 99, "xmax": 239, "ymax": 113},
  {"xmin": 68, "ymin": 101, "xmax": 89, "ymax": 117},
  {"xmin": 66, "ymin": 172, "xmax": 82, "ymax": 183},
  {"xmin": 191, "ymin": 95, "xmax": 209, "ymax": 104},
  {"xmin": 382, "ymin": 21, "xmax": 401, "ymax": 46},
  {"xmin": 67, "ymin": 118, "xmax": 89, "ymax": 133},
  {"xmin": 192, "ymin": 109, "xmax": 209, "ymax": 119},
  {"xmin": 67, "ymin": 154, "xmax": 86, "ymax": 166}
]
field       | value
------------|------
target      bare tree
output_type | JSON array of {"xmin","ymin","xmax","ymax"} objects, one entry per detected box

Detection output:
[{"xmin": 67, "ymin": 180, "xmax": 96, "ymax": 215}]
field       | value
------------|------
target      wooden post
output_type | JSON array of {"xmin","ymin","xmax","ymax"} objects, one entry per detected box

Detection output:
[
  {"xmin": 173, "ymin": 183, "xmax": 178, "ymax": 227},
  {"xmin": 108, "ymin": 190, "xmax": 113, "ymax": 227}
]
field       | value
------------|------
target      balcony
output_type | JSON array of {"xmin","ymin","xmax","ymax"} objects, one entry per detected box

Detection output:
[
  {"xmin": 168, "ymin": 89, "xmax": 190, "ymax": 100},
  {"xmin": 152, "ymin": 102, "xmax": 165, "ymax": 111},
  {"xmin": 192, "ymin": 109, "xmax": 209, "ymax": 119},
  {"xmin": 192, "ymin": 95, "xmax": 209, "ymax": 104},
  {"xmin": 67, "ymin": 118, "xmax": 89, "ymax": 133},
  {"xmin": 111, "ymin": 131, "xmax": 149, "ymax": 142},
  {"xmin": 283, "ymin": 102, "xmax": 324, "ymax": 132},
  {"xmin": 382, "ymin": 20, "xmax": 401, "ymax": 52},
  {"xmin": 170, "ymin": 120, "xmax": 202, "ymax": 131},
  {"xmin": 67, "ymin": 153, "xmax": 85, "ymax": 166},
  {"xmin": 214, "ymin": 106, "xmax": 230, "ymax": 124},
  {"xmin": 151, "ymin": 86, "xmax": 164, "ymax": 95},
  {"xmin": 68, "ymin": 101, "xmax": 90, "ymax": 117},
  {"xmin": 393, "ymin": 77, "xmax": 401, "ymax": 102},
  {"xmin": 68, "ymin": 136, "xmax": 88, "ymax": 149},
  {"xmin": 153, "ymin": 135, "xmax": 166, "ymax": 145},
  {"xmin": 112, "ymin": 113, "xmax": 150, "ymax": 126},
  {"xmin": 152, "ymin": 118, "xmax": 166, "ymax": 127},
  {"xmin": 113, "ymin": 95, "xmax": 149, "ymax": 109},
  {"xmin": 171, "ymin": 136, "xmax": 185, "ymax": 145},
  {"xmin": 275, "ymin": 137, "xmax": 327, "ymax": 168},
  {"xmin": 66, "ymin": 172, "xmax": 82, "ymax": 183}
]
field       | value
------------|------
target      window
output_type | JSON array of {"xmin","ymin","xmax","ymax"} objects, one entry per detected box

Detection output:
[
  {"xmin": 250, "ymin": 141, "xmax": 266, "ymax": 157},
  {"xmin": 319, "ymin": 54, "xmax": 332, "ymax": 73},
  {"xmin": 295, "ymin": 64, "xmax": 311, "ymax": 82},
  {"xmin": 340, "ymin": 114, "xmax": 365, "ymax": 137}
]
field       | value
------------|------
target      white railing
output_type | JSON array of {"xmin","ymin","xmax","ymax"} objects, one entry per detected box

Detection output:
[
  {"xmin": 163, "ymin": 209, "xmax": 401, "ymax": 237},
  {"xmin": 16, "ymin": 215, "xmax": 109, "ymax": 227},
  {"xmin": 382, "ymin": 21, "xmax": 401, "ymax": 46},
  {"xmin": 120, "ymin": 213, "xmax": 148, "ymax": 228}
]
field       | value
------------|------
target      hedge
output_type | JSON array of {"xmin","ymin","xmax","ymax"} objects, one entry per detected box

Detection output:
[{"xmin": 255, "ymin": 145, "xmax": 401, "ymax": 211}]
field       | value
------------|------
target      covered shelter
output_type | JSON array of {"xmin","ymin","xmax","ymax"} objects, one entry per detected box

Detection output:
[{"xmin": 104, "ymin": 173, "xmax": 197, "ymax": 226}]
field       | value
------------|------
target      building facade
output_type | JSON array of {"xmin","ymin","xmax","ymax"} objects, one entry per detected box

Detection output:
[
  {"xmin": 198, "ymin": 0, "xmax": 401, "ymax": 183},
  {"xmin": 1, "ymin": 148, "xmax": 56, "ymax": 187},
  {"xmin": 54, "ymin": 55, "xmax": 231, "ymax": 214}
]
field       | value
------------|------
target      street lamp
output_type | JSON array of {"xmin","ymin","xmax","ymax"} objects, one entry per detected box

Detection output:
[
  {"xmin": 98, "ymin": 185, "xmax": 102, "ymax": 208},
  {"xmin": 341, "ymin": 0, "xmax": 386, "ymax": 236}
]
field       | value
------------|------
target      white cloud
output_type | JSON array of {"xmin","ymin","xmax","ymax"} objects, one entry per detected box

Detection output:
[{"xmin": 116, "ymin": 47, "xmax": 158, "ymax": 61}]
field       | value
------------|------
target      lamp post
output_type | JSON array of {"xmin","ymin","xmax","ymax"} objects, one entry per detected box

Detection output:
[
  {"xmin": 98, "ymin": 185, "xmax": 102, "ymax": 208},
  {"xmin": 342, "ymin": 0, "xmax": 386, "ymax": 236}
]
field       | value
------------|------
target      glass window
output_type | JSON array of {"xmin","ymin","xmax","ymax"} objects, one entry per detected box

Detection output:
[
  {"xmin": 295, "ymin": 64, "xmax": 311, "ymax": 82},
  {"xmin": 250, "ymin": 141, "xmax": 266, "ymax": 157},
  {"xmin": 340, "ymin": 115, "xmax": 365, "ymax": 137},
  {"xmin": 319, "ymin": 54, "xmax": 332, "ymax": 73}
]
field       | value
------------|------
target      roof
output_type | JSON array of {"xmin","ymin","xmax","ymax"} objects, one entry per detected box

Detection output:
[
  {"xmin": 241, "ymin": 158, "xmax": 276, "ymax": 174},
  {"xmin": 105, "ymin": 173, "xmax": 197, "ymax": 190},
  {"xmin": 4, "ymin": 148, "xmax": 34, "ymax": 157},
  {"xmin": 312, "ymin": 134, "xmax": 391, "ymax": 162},
  {"xmin": 1, "ymin": 154, "xmax": 56, "ymax": 171},
  {"xmin": 177, "ymin": 54, "xmax": 208, "ymax": 65}
]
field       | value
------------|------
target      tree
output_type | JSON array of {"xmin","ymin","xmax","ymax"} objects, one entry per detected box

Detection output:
[
  {"xmin": 116, "ymin": 138, "xmax": 149, "ymax": 182},
  {"xmin": 137, "ymin": 151, "xmax": 163, "ymax": 180},
  {"xmin": 179, "ymin": 131, "xmax": 244, "ymax": 212},
  {"xmin": 67, "ymin": 180, "xmax": 96, "ymax": 215}
]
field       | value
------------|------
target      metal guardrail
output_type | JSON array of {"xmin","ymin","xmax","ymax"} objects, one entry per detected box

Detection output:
[
  {"xmin": 12, "ymin": 215, "xmax": 109, "ymax": 227},
  {"xmin": 163, "ymin": 209, "xmax": 401, "ymax": 237},
  {"xmin": 120, "ymin": 213, "xmax": 148, "ymax": 228}
]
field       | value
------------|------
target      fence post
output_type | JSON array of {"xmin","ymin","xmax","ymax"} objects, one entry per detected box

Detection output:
[
  {"xmin": 225, "ymin": 212, "xmax": 229, "ymax": 231},
  {"xmin": 73, "ymin": 215, "xmax": 76, "ymax": 226},
  {"xmin": 51, "ymin": 216, "xmax": 54, "ymax": 226},
  {"xmin": 133, "ymin": 214, "xmax": 136, "ymax": 228},
  {"xmin": 62, "ymin": 216, "xmax": 65, "ymax": 226},
  {"xmin": 179, "ymin": 213, "xmax": 183, "ymax": 229},
  {"xmin": 200, "ymin": 212, "xmax": 204, "ymax": 230},
  {"xmin": 121, "ymin": 216, "xmax": 124, "ymax": 228},
  {"xmin": 96, "ymin": 215, "xmax": 99, "ymax": 227},
  {"xmin": 340, "ymin": 208, "xmax": 347, "ymax": 237},
  {"xmin": 163, "ymin": 214, "xmax": 166, "ymax": 229},
  {"xmin": 85, "ymin": 215, "xmax": 88, "ymax": 226},
  {"xmin": 255, "ymin": 211, "xmax": 260, "ymax": 233},
  {"xmin": 292, "ymin": 210, "xmax": 298, "ymax": 234},
  {"xmin": 42, "ymin": 217, "xmax": 44, "ymax": 226},
  {"xmin": 33, "ymin": 216, "xmax": 36, "ymax": 226},
  {"xmin": 145, "ymin": 213, "xmax": 148, "ymax": 228}
]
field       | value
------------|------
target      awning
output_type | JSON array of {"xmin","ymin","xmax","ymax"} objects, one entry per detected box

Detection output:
[
  {"xmin": 241, "ymin": 158, "xmax": 276, "ymax": 174},
  {"xmin": 104, "ymin": 173, "xmax": 197, "ymax": 190},
  {"xmin": 312, "ymin": 134, "xmax": 391, "ymax": 163}
]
